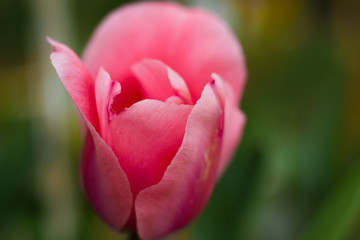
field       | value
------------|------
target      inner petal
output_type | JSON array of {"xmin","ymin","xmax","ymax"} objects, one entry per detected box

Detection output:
[
  {"xmin": 109, "ymin": 100, "xmax": 192, "ymax": 197},
  {"xmin": 94, "ymin": 61, "xmax": 195, "ymax": 230},
  {"xmin": 95, "ymin": 70, "xmax": 193, "ymax": 199},
  {"xmin": 131, "ymin": 59, "xmax": 193, "ymax": 104},
  {"xmin": 111, "ymin": 73, "xmax": 144, "ymax": 114}
]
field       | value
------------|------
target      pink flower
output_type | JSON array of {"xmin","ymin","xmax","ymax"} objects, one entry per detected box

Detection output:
[{"xmin": 48, "ymin": 2, "xmax": 246, "ymax": 239}]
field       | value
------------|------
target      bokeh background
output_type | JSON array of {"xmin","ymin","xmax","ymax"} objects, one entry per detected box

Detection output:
[{"xmin": 0, "ymin": 0, "xmax": 359, "ymax": 239}]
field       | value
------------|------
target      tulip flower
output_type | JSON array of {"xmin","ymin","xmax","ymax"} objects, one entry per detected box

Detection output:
[{"xmin": 48, "ymin": 2, "xmax": 246, "ymax": 239}]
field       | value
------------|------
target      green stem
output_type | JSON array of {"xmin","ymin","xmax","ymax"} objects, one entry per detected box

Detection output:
[{"xmin": 128, "ymin": 231, "xmax": 140, "ymax": 240}]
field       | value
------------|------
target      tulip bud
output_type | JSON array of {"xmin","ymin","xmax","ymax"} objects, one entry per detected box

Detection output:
[{"xmin": 49, "ymin": 2, "xmax": 246, "ymax": 239}]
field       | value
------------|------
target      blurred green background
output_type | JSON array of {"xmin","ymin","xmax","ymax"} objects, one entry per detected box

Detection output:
[{"xmin": 0, "ymin": 0, "xmax": 359, "ymax": 239}]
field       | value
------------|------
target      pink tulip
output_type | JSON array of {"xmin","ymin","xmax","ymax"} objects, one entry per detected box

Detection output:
[{"xmin": 48, "ymin": 2, "xmax": 246, "ymax": 239}]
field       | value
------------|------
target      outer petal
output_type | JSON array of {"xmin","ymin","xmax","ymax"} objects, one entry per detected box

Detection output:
[
  {"xmin": 131, "ymin": 59, "xmax": 192, "ymax": 104},
  {"xmin": 48, "ymin": 37, "xmax": 99, "ymax": 130},
  {"xmin": 81, "ymin": 122, "xmax": 133, "ymax": 231},
  {"xmin": 135, "ymin": 80, "xmax": 224, "ymax": 240},
  {"xmin": 83, "ymin": 2, "xmax": 246, "ymax": 102},
  {"xmin": 49, "ymin": 37, "xmax": 132, "ymax": 230},
  {"xmin": 212, "ymin": 74, "xmax": 246, "ymax": 177},
  {"xmin": 171, "ymin": 8, "xmax": 246, "ymax": 102}
]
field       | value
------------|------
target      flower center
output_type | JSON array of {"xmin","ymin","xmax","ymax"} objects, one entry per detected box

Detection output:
[{"xmin": 110, "ymin": 75, "xmax": 144, "ymax": 114}]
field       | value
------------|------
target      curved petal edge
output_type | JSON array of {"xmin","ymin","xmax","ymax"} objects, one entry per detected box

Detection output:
[
  {"xmin": 211, "ymin": 73, "xmax": 246, "ymax": 178},
  {"xmin": 135, "ymin": 79, "xmax": 224, "ymax": 240},
  {"xmin": 48, "ymin": 37, "xmax": 99, "ymax": 131},
  {"xmin": 81, "ymin": 121, "xmax": 133, "ymax": 231}
]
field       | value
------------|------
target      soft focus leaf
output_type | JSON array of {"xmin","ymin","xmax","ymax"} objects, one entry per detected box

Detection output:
[{"xmin": 301, "ymin": 155, "xmax": 360, "ymax": 240}]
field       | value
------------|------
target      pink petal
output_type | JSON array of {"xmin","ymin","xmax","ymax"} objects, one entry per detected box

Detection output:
[
  {"xmin": 94, "ymin": 68, "xmax": 121, "ymax": 144},
  {"xmin": 131, "ymin": 59, "xmax": 192, "ymax": 104},
  {"xmin": 171, "ymin": 8, "xmax": 246, "ymax": 102},
  {"xmin": 49, "ymin": 38, "xmax": 133, "ymax": 231},
  {"xmin": 81, "ymin": 121, "xmax": 133, "ymax": 230},
  {"xmin": 109, "ymin": 100, "xmax": 193, "ymax": 197},
  {"xmin": 83, "ymin": 2, "xmax": 245, "ymax": 102},
  {"xmin": 83, "ymin": 2, "xmax": 185, "ymax": 80},
  {"xmin": 135, "ymin": 80, "xmax": 224, "ymax": 240},
  {"xmin": 48, "ymin": 37, "xmax": 99, "ymax": 130},
  {"xmin": 109, "ymin": 100, "xmax": 193, "ymax": 230},
  {"xmin": 212, "ymin": 74, "xmax": 246, "ymax": 177}
]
